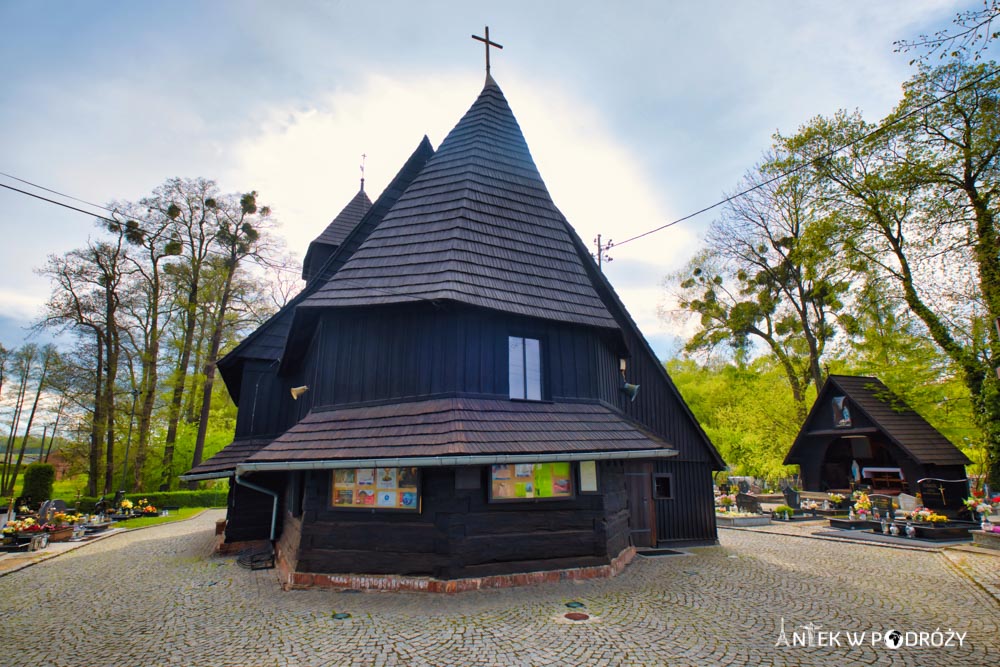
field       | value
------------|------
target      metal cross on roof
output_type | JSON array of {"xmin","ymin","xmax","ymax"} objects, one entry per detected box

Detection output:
[{"xmin": 472, "ymin": 26, "xmax": 503, "ymax": 74}]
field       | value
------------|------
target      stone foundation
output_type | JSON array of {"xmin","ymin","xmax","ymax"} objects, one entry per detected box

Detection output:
[{"xmin": 275, "ymin": 545, "xmax": 637, "ymax": 593}]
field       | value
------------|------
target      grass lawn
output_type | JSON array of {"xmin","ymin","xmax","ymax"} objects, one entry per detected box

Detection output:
[{"xmin": 108, "ymin": 507, "xmax": 207, "ymax": 529}]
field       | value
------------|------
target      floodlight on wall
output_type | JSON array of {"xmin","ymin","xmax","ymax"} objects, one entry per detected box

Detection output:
[
  {"xmin": 290, "ymin": 385, "xmax": 310, "ymax": 400},
  {"xmin": 619, "ymin": 358, "xmax": 628, "ymax": 373}
]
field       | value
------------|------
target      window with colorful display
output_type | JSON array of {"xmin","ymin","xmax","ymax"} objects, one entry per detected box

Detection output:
[
  {"xmin": 489, "ymin": 462, "xmax": 573, "ymax": 501},
  {"xmin": 331, "ymin": 467, "xmax": 420, "ymax": 511}
]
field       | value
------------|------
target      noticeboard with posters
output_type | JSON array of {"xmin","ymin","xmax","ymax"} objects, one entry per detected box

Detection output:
[
  {"xmin": 331, "ymin": 467, "xmax": 420, "ymax": 511},
  {"xmin": 489, "ymin": 462, "xmax": 573, "ymax": 502}
]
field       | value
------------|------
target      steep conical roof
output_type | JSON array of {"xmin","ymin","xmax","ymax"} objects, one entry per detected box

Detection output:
[
  {"xmin": 301, "ymin": 78, "xmax": 618, "ymax": 329},
  {"xmin": 301, "ymin": 187, "xmax": 372, "ymax": 282}
]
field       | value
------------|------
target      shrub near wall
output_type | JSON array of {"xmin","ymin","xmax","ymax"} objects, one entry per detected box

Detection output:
[{"xmin": 73, "ymin": 489, "xmax": 228, "ymax": 513}]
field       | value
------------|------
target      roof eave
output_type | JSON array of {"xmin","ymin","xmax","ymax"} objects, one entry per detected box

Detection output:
[{"xmin": 238, "ymin": 448, "xmax": 677, "ymax": 474}]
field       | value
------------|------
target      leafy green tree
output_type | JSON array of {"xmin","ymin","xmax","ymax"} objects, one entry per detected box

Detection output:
[
  {"xmin": 188, "ymin": 191, "xmax": 274, "ymax": 485},
  {"xmin": 783, "ymin": 62, "xmax": 1000, "ymax": 484},
  {"xmin": 669, "ymin": 154, "xmax": 849, "ymax": 418}
]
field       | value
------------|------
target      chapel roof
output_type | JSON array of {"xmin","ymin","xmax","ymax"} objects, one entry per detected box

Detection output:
[
  {"xmin": 784, "ymin": 374, "xmax": 971, "ymax": 467},
  {"xmin": 298, "ymin": 77, "xmax": 619, "ymax": 330}
]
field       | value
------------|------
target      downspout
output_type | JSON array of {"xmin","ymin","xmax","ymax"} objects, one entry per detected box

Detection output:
[{"xmin": 235, "ymin": 472, "xmax": 279, "ymax": 542}]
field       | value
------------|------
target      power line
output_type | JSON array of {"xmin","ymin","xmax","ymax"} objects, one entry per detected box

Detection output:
[
  {"xmin": 0, "ymin": 171, "xmax": 116, "ymax": 213},
  {"xmin": 0, "ymin": 176, "xmax": 435, "ymax": 303},
  {"xmin": 612, "ymin": 63, "xmax": 1000, "ymax": 248},
  {"xmin": 0, "ymin": 182, "xmax": 116, "ymax": 223}
]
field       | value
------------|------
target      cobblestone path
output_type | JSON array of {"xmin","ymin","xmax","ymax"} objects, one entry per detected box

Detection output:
[{"xmin": 1, "ymin": 510, "xmax": 997, "ymax": 666}]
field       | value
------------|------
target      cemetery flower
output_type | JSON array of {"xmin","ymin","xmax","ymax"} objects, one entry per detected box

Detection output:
[
  {"xmin": 718, "ymin": 494, "xmax": 735, "ymax": 507},
  {"xmin": 120, "ymin": 499, "xmax": 134, "ymax": 511},
  {"xmin": 901, "ymin": 507, "xmax": 948, "ymax": 523},
  {"xmin": 18, "ymin": 505, "xmax": 30, "ymax": 513},
  {"xmin": 142, "ymin": 505, "xmax": 158, "ymax": 514},
  {"xmin": 853, "ymin": 493, "xmax": 872, "ymax": 512},
  {"xmin": 827, "ymin": 493, "xmax": 845, "ymax": 504}
]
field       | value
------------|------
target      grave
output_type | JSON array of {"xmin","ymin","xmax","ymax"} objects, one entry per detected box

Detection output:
[
  {"xmin": 735, "ymin": 493, "xmax": 761, "ymax": 514},
  {"xmin": 869, "ymin": 494, "xmax": 894, "ymax": 521},
  {"xmin": 782, "ymin": 487, "xmax": 801, "ymax": 510},
  {"xmin": 916, "ymin": 478, "xmax": 973, "ymax": 522}
]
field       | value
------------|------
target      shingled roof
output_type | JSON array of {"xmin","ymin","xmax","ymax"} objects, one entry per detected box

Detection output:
[
  {"xmin": 183, "ymin": 437, "xmax": 273, "ymax": 480},
  {"xmin": 217, "ymin": 138, "xmax": 435, "ymax": 402},
  {"xmin": 301, "ymin": 187, "xmax": 372, "ymax": 282},
  {"xmin": 243, "ymin": 397, "xmax": 676, "ymax": 466},
  {"xmin": 299, "ymin": 76, "xmax": 619, "ymax": 330},
  {"xmin": 785, "ymin": 375, "xmax": 970, "ymax": 466}
]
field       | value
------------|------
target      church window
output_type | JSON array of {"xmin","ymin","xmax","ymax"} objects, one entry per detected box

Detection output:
[{"xmin": 509, "ymin": 336, "xmax": 542, "ymax": 400}]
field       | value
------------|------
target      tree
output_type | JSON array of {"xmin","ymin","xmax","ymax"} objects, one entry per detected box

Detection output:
[
  {"xmin": 783, "ymin": 62, "xmax": 1000, "ymax": 484},
  {"xmin": 110, "ymin": 200, "xmax": 181, "ymax": 490},
  {"xmin": 668, "ymin": 154, "xmax": 849, "ymax": 418},
  {"xmin": 39, "ymin": 234, "xmax": 129, "ymax": 495},
  {"xmin": 895, "ymin": 1, "xmax": 999, "ymax": 63},
  {"xmin": 155, "ymin": 178, "xmax": 222, "ymax": 490},
  {"xmin": 188, "ymin": 191, "xmax": 272, "ymax": 485}
]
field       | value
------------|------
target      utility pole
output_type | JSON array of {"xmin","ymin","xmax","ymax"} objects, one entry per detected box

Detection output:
[{"xmin": 593, "ymin": 234, "xmax": 614, "ymax": 272}]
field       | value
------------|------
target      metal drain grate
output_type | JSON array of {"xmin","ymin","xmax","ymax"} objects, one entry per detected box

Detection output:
[{"xmin": 636, "ymin": 549, "xmax": 686, "ymax": 557}]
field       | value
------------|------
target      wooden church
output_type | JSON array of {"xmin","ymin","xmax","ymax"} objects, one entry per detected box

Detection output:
[{"xmin": 183, "ymin": 62, "xmax": 724, "ymax": 588}]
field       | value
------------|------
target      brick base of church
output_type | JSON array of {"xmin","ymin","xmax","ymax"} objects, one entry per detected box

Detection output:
[{"xmin": 274, "ymin": 545, "xmax": 637, "ymax": 593}]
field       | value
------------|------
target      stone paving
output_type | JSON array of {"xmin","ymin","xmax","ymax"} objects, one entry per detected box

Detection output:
[{"xmin": 1, "ymin": 510, "xmax": 997, "ymax": 666}]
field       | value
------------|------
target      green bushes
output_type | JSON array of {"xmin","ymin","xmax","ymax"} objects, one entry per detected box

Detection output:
[
  {"xmin": 72, "ymin": 489, "xmax": 228, "ymax": 512},
  {"xmin": 20, "ymin": 463, "xmax": 55, "ymax": 506}
]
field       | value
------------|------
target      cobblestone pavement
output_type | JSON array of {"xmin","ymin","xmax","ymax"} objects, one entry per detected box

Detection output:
[{"xmin": 1, "ymin": 510, "xmax": 997, "ymax": 666}]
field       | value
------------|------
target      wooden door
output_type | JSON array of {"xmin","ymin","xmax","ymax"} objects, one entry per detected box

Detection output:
[{"xmin": 625, "ymin": 461, "xmax": 655, "ymax": 547}]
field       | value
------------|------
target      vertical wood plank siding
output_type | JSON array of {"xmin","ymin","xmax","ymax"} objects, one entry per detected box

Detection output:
[
  {"xmin": 292, "ymin": 462, "xmax": 632, "ymax": 579},
  {"xmin": 653, "ymin": 460, "xmax": 718, "ymax": 544}
]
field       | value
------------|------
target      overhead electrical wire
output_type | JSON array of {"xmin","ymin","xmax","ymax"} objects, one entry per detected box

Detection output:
[
  {"xmin": 611, "ymin": 63, "xmax": 1000, "ymax": 248},
  {"xmin": 3, "ymin": 61, "xmax": 999, "ymax": 261}
]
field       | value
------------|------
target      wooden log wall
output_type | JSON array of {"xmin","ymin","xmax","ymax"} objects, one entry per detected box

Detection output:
[{"xmin": 289, "ymin": 461, "xmax": 631, "ymax": 580}]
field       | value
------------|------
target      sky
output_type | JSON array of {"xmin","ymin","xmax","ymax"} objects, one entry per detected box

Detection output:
[{"xmin": 1, "ymin": 0, "xmax": 993, "ymax": 357}]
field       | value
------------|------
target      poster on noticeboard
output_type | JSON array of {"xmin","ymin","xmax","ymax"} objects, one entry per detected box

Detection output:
[
  {"xmin": 490, "ymin": 462, "xmax": 572, "ymax": 501},
  {"xmin": 331, "ymin": 467, "xmax": 420, "ymax": 511}
]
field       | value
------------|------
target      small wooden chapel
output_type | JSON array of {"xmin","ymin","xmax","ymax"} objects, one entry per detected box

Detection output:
[
  {"xmin": 183, "ymin": 35, "xmax": 724, "ymax": 588},
  {"xmin": 785, "ymin": 375, "xmax": 970, "ymax": 495}
]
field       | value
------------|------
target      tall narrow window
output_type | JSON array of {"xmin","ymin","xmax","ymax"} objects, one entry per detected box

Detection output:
[{"xmin": 509, "ymin": 336, "xmax": 542, "ymax": 400}]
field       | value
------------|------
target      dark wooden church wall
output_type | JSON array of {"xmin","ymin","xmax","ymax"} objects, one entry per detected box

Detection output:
[
  {"xmin": 652, "ymin": 460, "xmax": 717, "ymax": 545},
  {"xmin": 224, "ymin": 473, "xmax": 285, "ymax": 543},
  {"xmin": 312, "ymin": 305, "xmax": 624, "ymax": 407},
  {"xmin": 293, "ymin": 463, "xmax": 630, "ymax": 580},
  {"xmin": 616, "ymin": 325, "xmax": 716, "ymax": 465}
]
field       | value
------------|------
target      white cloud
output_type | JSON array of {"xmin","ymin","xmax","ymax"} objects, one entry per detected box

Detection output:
[{"xmin": 224, "ymin": 71, "xmax": 694, "ymax": 354}]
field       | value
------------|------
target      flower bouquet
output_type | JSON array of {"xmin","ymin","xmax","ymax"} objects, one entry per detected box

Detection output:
[
  {"xmin": 900, "ymin": 507, "xmax": 949, "ymax": 523},
  {"xmin": 853, "ymin": 492, "xmax": 871, "ymax": 516},
  {"xmin": 717, "ymin": 494, "xmax": 735, "ymax": 508}
]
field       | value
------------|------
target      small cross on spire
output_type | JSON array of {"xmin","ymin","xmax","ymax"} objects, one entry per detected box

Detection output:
[
  {"xmin": 472, "ymin": 26, "xmax": 503, "ymax": 75},
  {"xmin": 360, "ymin": 153, "xmax": 366, "ymax": 192}
]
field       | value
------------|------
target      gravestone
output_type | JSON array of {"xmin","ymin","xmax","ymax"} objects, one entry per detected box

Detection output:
[
  {"xmin": 869, "ymin": 494, "xmax": 894, "ymax": 520},
  {"xmin": 782, "ymin": 487, "xmax": 801, "ymax": 510},
  {"xmin": 897, "ymin": 492, "xmax": 918, "ymax": 512},
  {"xmin": 917, "ymin": 478, "xmax": 972, "ymax": 521},
  {"xmin": 737, "ymin": 480, "xmax": 750, "ymax": 494},
  {"xmin": 736, "ymin": 493, "xmax": 762, "ymax": 514},
  {"xmin": 719, "ymin": 483, "xmax": 730, "ymax": 495}
]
